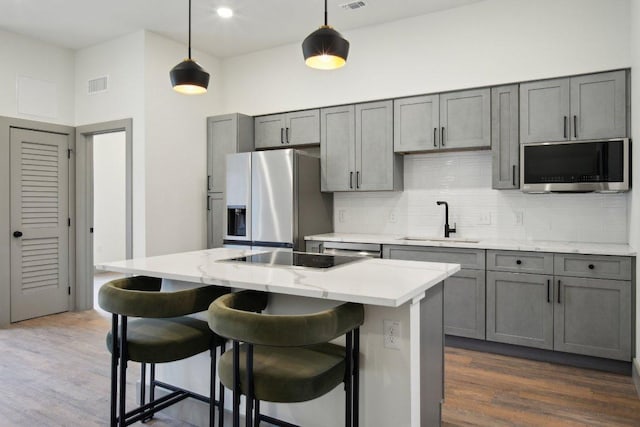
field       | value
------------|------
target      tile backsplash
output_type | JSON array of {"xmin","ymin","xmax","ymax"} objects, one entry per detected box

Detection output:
[{"xmin": 333, "ymin": 151, "xmax": 628, "ymax": 244}]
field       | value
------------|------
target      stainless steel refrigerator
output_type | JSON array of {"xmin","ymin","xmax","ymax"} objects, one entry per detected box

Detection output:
[{"xmin": 223, "ymin": 149, "xmax": 333, "ymax": 250}]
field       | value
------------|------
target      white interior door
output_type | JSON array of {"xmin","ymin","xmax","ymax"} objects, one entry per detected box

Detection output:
[{"xmin": 10, "ymin": 128, "xmax": 69, "ymax": 322}]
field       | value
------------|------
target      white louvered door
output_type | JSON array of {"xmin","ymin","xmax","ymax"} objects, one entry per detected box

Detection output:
[{"xmin": 10, "ymin": 128, "xmax": 69, "ymax": 322}]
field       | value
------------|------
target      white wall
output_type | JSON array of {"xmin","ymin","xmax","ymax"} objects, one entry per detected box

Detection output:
[
  {"xmin": 75, "ymin": 30, "xmax": 223, "ymax": 257},
  {"xmin": 629, "ymin": 0, "xmax": 640, "ymax": 370},
  {"xmin": 0, "ymin": 29, "xmax": 75, "ymax": 125},
  {"xmin": 93, "ymin": 132, "xmax": 126, "ymax": 264},
  {"xmin": 222, "ymin": 0, "xmax": 630, "ymax": 116},
  {"xmin": 143, "ymin": 31, "xmax": 223, "ymax": 256},
  {"xmin": 75, "ymin": 31, "xmax": 147, "ymax": 256}
]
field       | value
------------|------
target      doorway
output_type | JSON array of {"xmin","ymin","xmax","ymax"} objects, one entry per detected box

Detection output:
[{"xmin": 75, "ymin": 119, "xmax": 132, "ymax": 311}]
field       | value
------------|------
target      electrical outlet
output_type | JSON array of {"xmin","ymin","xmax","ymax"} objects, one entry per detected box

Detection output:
[
  {"xmin": 338, "ymin": 209, "xmax": 346, "ymax": 223},
  {"xmin": 478, "ymin": 212, "xmax": 492, "ymax": 225},
  {"xmin": 383, "ymin": 319, "xmax": 401, "ymax": 350},
  {"xmin": 514, "ymin": 211, "xmax": 524, "ymax": 225},
  {"xmin": 388, "ymin": 210, "xmax": 397, "ymax": 223}
]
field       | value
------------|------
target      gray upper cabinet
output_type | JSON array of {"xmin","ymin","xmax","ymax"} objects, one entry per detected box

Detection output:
[
  {"xmin": 491, "ymin": 85, "xmax": 520, "ymax": 189},
  {"xmin": 440, "ymin": 88, "xmax": 491, "ymax": 150},
  {"xmin": 207, "ymin": 113, "xmax": 254, "ymax": 193},
  {"xmin": 570, "ymin": 71, "xmax": 627, "ymax": 140},
  {"xmin": 394, "ymin": 88, "xmax": 490, "ymax": 153},
  {"xmin": 321, "ymin": 105, "xmax": 355, "ymax": 192},
  {"xmin": 254, "ymin": 109, "xmax": 320, "ymax": 149},
  {"xmin": 322, "ymin": 101, "xmax": 402, "ymax": 192},
  {"xmin": 394, "ymin": 95, "xmax": 440, "ymax": 152},
  {"xmin": 554, "ymin": 277, "xmax": 631, "ymax": 361},
  {"xmin": 520, "ymin": 70, "xmax": 627, "ymax": 143}
]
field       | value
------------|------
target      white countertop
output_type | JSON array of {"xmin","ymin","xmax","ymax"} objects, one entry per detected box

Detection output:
[
  {"xmin": 305, "ymin": 233, "xmax": 636, "ymax": 256},
  {"xmin": 95, "ymin": 248, "xmax": 460, "ymax": 307}
]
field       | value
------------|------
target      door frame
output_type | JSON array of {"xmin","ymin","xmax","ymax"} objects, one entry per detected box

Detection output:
[
  {"xmin": 75, "ymin": 119, "xmax": 133, "ymax": 311},
  {"xmin": 0, "ymin": 116, "xmax": 76, "ymax": 327}
]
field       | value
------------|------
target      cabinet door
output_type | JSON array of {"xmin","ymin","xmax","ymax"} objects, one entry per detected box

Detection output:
[
  {"xmin": 254, "ymin": 113, "xmax": 286, "ymax": 149},
  {"xmin": 554, "ymin": 277, "xmax": 631, "ymax": 361},
  {"xmin": 285, "ymin": 109, "xmax": 320, "ymax": 146},
  {"xmin": 439, "ymin": 88, "xmax": 490, "ymax": 150},
  {"xmin": 207, "ymin": 114, "xmax": 238, "ymax": 193},
  {"xmin": 207, "ymin": 194, "xmax": 224, "ymax": 249},
  {"xmin": 394, "ymin": 95, "xmax": 440, "ymax": 152},
  {"xmin": 520, "ymin": 78, "xmax": 570, "ymax": 143},
  {"xmin": 355, "ymin": 100, "xmax": 395, "ymax": 191},
  {"xmin": 321, "ymin": 105, "xmax": 355, "ymax": 191},
  {"xmin": 486, "ymin": 272, "xmax": 554, "ymax": 350},
  {"xmin": 491, "ymin": 85, "xmax": 520, "ymax": 189},
  {"xmin": 444, "ymin": 269, "xmax": 486, "ymax": 339},
  {"xmin": 570, "ymin": 71, "xmax": 627, "ymax": 140}
]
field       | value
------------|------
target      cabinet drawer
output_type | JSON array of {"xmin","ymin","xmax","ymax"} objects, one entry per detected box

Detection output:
[
  {"xmin": 554, "ymin": 254, "xmax": 632, "ymax": 280},
  {"xmin": 383, "ymin": 245, "xmax": 485, "ymax": 270},
  {"xmin": 487, "ymin": 250, "xmax": 553, "ymax": 274}
]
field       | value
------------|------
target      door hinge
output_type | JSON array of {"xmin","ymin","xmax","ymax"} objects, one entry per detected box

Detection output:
[
  {"xmin": 67, "ymin": 148, "xmax": 73, "ymax": 159},
  {"xmin": 68, "ymin": 218, "xmax": 71, "ymax": 227},
  {"xmin": 68, "ymin": 286, "xmax": 71, "ymax": 295}
]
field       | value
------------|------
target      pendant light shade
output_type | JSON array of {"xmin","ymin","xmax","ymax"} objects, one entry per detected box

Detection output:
[
  {"xmin": 170, "ymin": 0, "xmax": 209, "ymax": 94},
  {"xmin": 302, "ymin": 0, "xmax": 349, "ymax": 70}
]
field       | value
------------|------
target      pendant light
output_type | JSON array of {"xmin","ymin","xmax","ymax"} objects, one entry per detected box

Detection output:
[
  {"xmin": 170, "ymin": 0, "xmax": 210, "ymax": 94},
  {"xmin": 302, "ymin": 0, "xmax": 350, "ymax": 70}
]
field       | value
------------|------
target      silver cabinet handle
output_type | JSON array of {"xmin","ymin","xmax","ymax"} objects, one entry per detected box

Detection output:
[
  {"xmin": 574, "ymin": 115, "xmax": 578, "ymax": 139},
  {"xmin": 207, "ymin": 175, "xmax": 212, "ymax": 191},
  {"xmin": 563, "ymin": 116, "xmax": 567, "ymax": 139},
  {"xmin": 557, "ymin": 280, "xmax": 562, "ymax": 304},
  {"xmin": 512, "ymin": 165, "xmax": 516, "ymax": 187},
  {"xmin": 356, "ymin": 171, "xmax": 360, "ymax": 189},
  {"xmin": 286, "ymin": 127, "xmax": 290, "ymax": 144},
  {"xmin": 433, "ymin": 128, "xmax": 437, "ymax": 147},
  {"xmin": 280, "ymin": 128, "xmax": 284, "ymax": 144},
  {"xmin": 349, "ymin": 172, "xmax": 353, "ymax": 189},
  {"xmin": 207, "ymin": 196, "xmax": 211, "ymax": 211},
  {"xmin": 441, "ymin": 127, "xmax": 445, "ymax": 146}
]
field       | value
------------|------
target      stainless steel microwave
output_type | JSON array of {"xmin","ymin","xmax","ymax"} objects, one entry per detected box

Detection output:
[{"xmin": 520, "ymin": 138, "xmax": 630, "ymax": 193}]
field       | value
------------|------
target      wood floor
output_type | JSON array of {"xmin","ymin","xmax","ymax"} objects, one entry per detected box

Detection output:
[{"xmin": 2, "ymin": 308, "xmax": 640, "ymax": 426}]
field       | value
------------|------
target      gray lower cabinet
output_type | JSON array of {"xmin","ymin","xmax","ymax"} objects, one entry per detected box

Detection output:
[
  {"xmin": 305, "ymin": 240, "xmax": 322, "ymax": 253},
  {"xmin": 491, "ymin": 84, "xmax": 519, "ymax": 189},
  {"xmin": 520, "ymin": 70, "xmax": 627, "ymax": 143},
  {"xmin": 254, "ymin": 109, "xmax": 320, "ymax": 149},
  {"xmin": 486, "ymin": 271, "xmax": 554, "ymax": 350},
  {"xmin": 554, "ymin": 276, "xmax": 631, "ymax": 361},
  {"xmin": 383, "ymin": 245, "xmax": 485, "ymax": 339},
  {"xmin": 393, "ymin": 88, "xmax": 491, "ymax": 153},
  {"xmin": 487, "ymin": 250, "xmax": 633, "ymax": 361},
  {"xmin": 321, "ymin": 101, "xmax": 402, "ymax": 192},
  {"xmin": 207, "ymin": 194, "xmax": 224, "ymax": 249}
]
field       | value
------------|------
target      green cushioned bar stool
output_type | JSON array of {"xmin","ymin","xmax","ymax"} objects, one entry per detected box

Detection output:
[
  {"xmin": 98, "ymin": 276, "xmax": 230, "ymax": 427},
  {"xmin": 208, "ymin": 290, "xmax": 365, "ymax": 427}
]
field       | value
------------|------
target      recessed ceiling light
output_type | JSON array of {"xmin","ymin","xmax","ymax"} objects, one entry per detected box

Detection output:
[{"xmin": 217, "ymin": 7, "xmax": 233, "ymax": 18}]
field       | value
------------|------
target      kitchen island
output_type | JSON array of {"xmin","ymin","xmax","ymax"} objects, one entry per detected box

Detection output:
[{"xmin": 97, "ymin": 248, "xmax": 460, "ymax": 427}]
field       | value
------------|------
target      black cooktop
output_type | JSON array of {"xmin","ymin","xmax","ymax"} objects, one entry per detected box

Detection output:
[{"xmin": 224, "ymin": 251, "xmax": 363, "ymax": 269}]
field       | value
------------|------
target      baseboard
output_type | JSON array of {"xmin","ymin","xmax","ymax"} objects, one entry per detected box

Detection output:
[
  {"xmin": 446, "ymin": 335, "xmax": 632, "ymax": 375},
  {"xmin": 633, "ymin": 358, "xmax": 640, "ymax": 398}
]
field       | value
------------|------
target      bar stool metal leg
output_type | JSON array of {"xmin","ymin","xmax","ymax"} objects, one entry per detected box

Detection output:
[
  {"xmin": 345, "ymin": 331, "xmax": 353, "ymax": 427},
  {"xmin": 353, "ymin": 328, "xmax": 360, "ymax": 427},
  {"xmin": 110, "ymin": 314, "xmax": 119, "ymax": 427},
  {"xmin": 118, "ymin": 316, "xmax": 128, "ymax": 427},
  {"xmin": 233, "ymin": 341, "xmax": 240, "ymax": 427}
]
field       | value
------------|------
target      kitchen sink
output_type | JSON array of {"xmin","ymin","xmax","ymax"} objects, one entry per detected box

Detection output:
[{"xmin": 401, "ymin": 236, "xmax": 480, "ymax": 244}]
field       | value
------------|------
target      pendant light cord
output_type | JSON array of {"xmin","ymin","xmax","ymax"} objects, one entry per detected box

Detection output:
[
  {"xmin": 188, "ymin": 0, "xmax": 192, "ymax": 59},
  {"xmin": 324, "ymin": 0, "xmax": 328, "ymax": 26}
]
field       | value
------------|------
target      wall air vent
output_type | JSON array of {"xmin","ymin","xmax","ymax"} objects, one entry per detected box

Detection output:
[
  {"xmin": 340, "ymin": 1, "xmax": 366, "ymax": 10},
  {"xmin": 88, "ymin": 76, "xmax": 109, "ymax": 95}
]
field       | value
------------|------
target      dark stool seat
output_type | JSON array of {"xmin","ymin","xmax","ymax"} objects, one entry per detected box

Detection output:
[
  {"xmin": 106, "ymin": 316, "xmax": 224, "ymax": 364},
  {"xmin": 208, "ymin": 290, "xmax": 364, "ymax": 427},
  {"xmin": 219, "ymin": 343, "xmax": 345, "ymax": 403},
  {"xmin": 98, "ymin": 276, "xmax": 230, "ymax": 427}
]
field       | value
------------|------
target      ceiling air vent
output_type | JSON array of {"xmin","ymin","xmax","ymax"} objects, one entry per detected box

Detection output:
[
  {"xmin": 340, "ymin": 1, "xmax": 366, "ymax": 10},
  {"xmin": 87, "ymin": 76, "xmax": 108, "ymax": 95}
]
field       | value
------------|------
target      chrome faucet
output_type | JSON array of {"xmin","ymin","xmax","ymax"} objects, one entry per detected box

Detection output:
[{"xmin": 436, "ymin": 201, "xmax": 456, "ymax": 238}]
